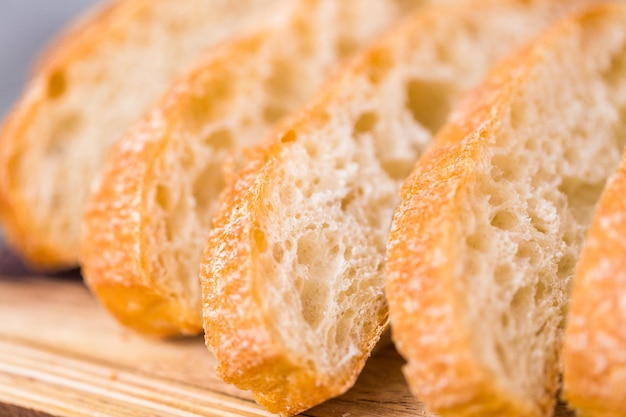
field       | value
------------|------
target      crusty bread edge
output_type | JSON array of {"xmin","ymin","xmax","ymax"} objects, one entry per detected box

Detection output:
[
  {"xmin": 0, "ymin": 0, "xmax": 160, "ymax": 270},
  {"xmin": 196, "ymin": 10, "xmax": 436, "ymax": 410},
  {"xmin": 201, "ymin": 117, "xmax": 390, "ymax": 415},
  {"xmin": 562, "ymin": 161, "xmax": 626, "ymax": 416},
  {"xmin": 80, "ymin": 105, "xmax": 202, "ymax": 337},
  {"xmin": 80, "ymin": 32, "xmax": 272, "ymax": 337},
  {"xmin": 382, "ymin": 5, "xmax": 614, "ymax": 415}
]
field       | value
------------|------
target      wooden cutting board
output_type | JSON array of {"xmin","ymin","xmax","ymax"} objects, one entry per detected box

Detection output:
[{"xmin": 0, "ymin": 260, "xmax": 576, "ymax": 416}]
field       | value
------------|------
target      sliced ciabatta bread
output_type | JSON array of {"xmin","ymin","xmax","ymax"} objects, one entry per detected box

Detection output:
[
  {"xmin": 385, "ymin": 3, "xmax": 626, "ymax": 416},
  {"xmin": 199, "ymin": 0, "xmax": 592, "ymax": 414},
  {"xmin": 80, "ymin": 0, "xmax": 432, "ymax": 337},
  {"xmin": 0, "ymin": 0, "xmax": 282, "ymax": 270},
  {"xmin": 562, "ymin": 58, "xmax": 626, "ymax": 416}
]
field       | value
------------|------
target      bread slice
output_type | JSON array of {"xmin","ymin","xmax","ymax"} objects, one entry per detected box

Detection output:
[
  {"xmin": 80, "ymin": 0, "xmax": 432, "ymax": 337},
  {"xmin": 562, "ymin": 44, "xmax": 626, "ymax": 417},
  {"xmin": 386, "ymin": 3, "xmax": 626, "ymax": 416},
  {"xmin": 0, "ymin": 0, "xmax": 283, "ymax": 270},
  {"xmin": 199, "ymin": 0, "xmax": 591, "ymax": 414}
]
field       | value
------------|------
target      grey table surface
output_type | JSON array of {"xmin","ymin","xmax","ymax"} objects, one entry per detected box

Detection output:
[{"xmin": 0, "ymin": 0, "xmax": 97, "ymax": 246}]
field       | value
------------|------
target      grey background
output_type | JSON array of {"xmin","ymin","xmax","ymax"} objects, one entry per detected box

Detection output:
[
  {"xmin": 1, "ymin": 0, "xmax": 97, "ymax": 118},
  {"xmin": 0, "ymin": 1, "xmax": 97, "ymax": 246}
]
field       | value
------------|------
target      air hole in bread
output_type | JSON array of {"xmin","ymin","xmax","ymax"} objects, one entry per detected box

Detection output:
[
  {"xmin": 188, "ymin": 95, "xmax": 216, "ymax": 128},
  {"xmin": 266, "ymin": 58, "xmax": 297, "ymax": 100},
  {"xmin": 300, "ymin": 278, "xmax": 329, "ymax": 330},
  {"xmin": 333, "ymin": 158, "xmax": 346, "ymax": 171},
  {"xmin": 343, "ymin": 245, "xmax": 353, "ymax": 261},
  {"xmin": 556, "ymin": 253, "xmax": 576, "ymax": 280},
  {"xmin": 405, "ymin": 78, "xmax": 453, "ymax": 134},
  {"xmin": 48, "ymin": 113, "xmax": 81, "ymax": 155},
  {"xmin": 381, "ymin": 159, "xmax": 415, "ymax": 181},
  {"xmin": 296, "ymin": 232, "xmax": 325, "ymax": 266},
  {"xmin": 280, "ymin": 130, "xmax": 297, "ymax": 143},
  {"xmin": 488, "ymin": 189, "xmax": 507, "ymax": 207},
  {"xmin": 511, "ymin": 285, "xmax": 532, "ymax": 311},
  {"xmin": 366, "ymin": 49, "xmax": 393, "ymax": 84},
  {"xmin": 501, "ymin": 313, "xmax": 510, "ymax": 329},
  {"xmin": 294, "ymin": 276, "xmax": 304, "ymax": 292},
  {"xmin": 272, "ymin": 244, "xmax": 284, "ymax": 264},
  {"xmin": 509, "ymin": 98, "xmax": 530, "ymax": 132},
  {"xmin": 192, "ymin": 161, "xmax": 225, "ymax": 209},
  {"xmin": 490, "ymin": 210, "xmax": 519, "ymax": 231},
  {"xmin": 534, "ymin": 280, "xmax": 547, "ymax": 305},
  {"xmin": 478, "ymin": 181, "xmax": 505, "ymax": 207},
  {"xmin": 558, "ymin": 178, "xmax": 605, "ymax": 225},
  {"xmin": 187, "ymin": 80, "xmax": 232, "ymax": 130},
  {"xmin": 353, "ymin": 112, "xmax": 379, "ymax": 135},
  {"xmin": 534, "ymin": 321, "xmax": 548, "ymax": 338},
  {"xmin": 490, "ymin": 153, "xmax": 517, "ymax": 181},
  {"xmin": 604, "ymin": 45, "xmax": 626, "ymax": 87},
  {"xmin": 334, "ymin": 312, "xmax": 353, "ymax": 348},
  {"xmin": 341, "ymin": 188, "xmax": 360, "ymax": 211},
  {"xmin": 528, "ymin": 209, "xmax": 549, "ymax": 235},
  {"xmin": 345, "ymin": 265, "xmax": 358, "ymax": 279},
  {"xmin": 336, "ymin": 35, "xmax": 357, "ymax": 58},
  {"xmin": 495, "ymin": 342, "xmax": 509, "ymax": 377},
  {"xmin": 304, "ymin": 142, "xmax": 320, "ymax": 159},
  {"xmin": 617, "ymin": 106, "xmax": 626, "ymax": 146},
  {"xmin": 47, "ymin": 70, "xmax": 67, "ymax": 99},
  {"xmin": 263, "ymin": 104, "xmax": 287, "ymax": 124},
  {"xmin": 253, "ymin": 227, "xmax": 267, "ymax": 253},
  {"xmin": 203, "ymin": 128, "xmax": 233, "ymax": 150},
  {"xmin": 466, "ymin": 233, "xmax": 487, "ymax": 252},
  {"xmin": 494, "ymin": 263, "xmax": 513, "ymax": 286},
  {"xmin": 156, "ymin": 184, "xmax": 172, "ymax": 211},
  {"xmin": 516, "ymin": 241, "xmax": 537, "ymax": 260}
]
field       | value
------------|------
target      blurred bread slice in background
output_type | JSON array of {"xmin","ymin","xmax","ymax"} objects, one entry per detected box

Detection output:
[
  {"xmin": 0, "ymin": 1, "xmax": 95, "ymax": 251},
  {"xmin": 386, "ymin": 2, "xmax": 626, "ymax": 416},
  {"xmin": 199, "ymin": 0, "xmax": 592, "ymax": 414},
  {"xmin": 0, "ymin": 0, "xmax": 283, "ymax": 270}
]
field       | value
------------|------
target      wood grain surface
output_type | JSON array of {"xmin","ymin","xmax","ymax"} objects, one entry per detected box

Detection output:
[{"xmin": 0, "ymin": 249, "xmax": 576, "ymax": 417}]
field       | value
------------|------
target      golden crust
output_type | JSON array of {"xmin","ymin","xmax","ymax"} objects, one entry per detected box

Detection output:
[
  {"xmin": 562, "ymin": 162, "xmax": 626, "ymax": 414},
  {"xmin": 201, "ymin": 111, "xmax": 386, "ymax": 416},
  {"xmin": 0, "ymin": 0, "xmax": 155, "ymax": 270},
  {"xmin": 386, "ymin": 112, "xmax": 541, "ymax": 417},
  {"xmin": 198, "ymin": 21, "xmax": 405, "ymax": 414},
  {"xmin": 80, "ymin": 32, "xmax": 271, "ymax": 338},
  {"xmin": 80, "ymin": 107, "xmax": 202, "ymax": 337},
  {"xmin": 201, "ymin": 153, "xmax": 330, "ymax": 414},
  {"xmin": 385, "ymin": 4, "xmax": 623, "ymax": 416}
]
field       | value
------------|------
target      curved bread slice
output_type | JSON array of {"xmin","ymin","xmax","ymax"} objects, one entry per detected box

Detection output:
[
  {"xmin": 386, "ymin": 3, "xmax": 626, "ymax": 416},
  {"xmin": 199, "ymin": 0, "xmax": 588, "ymax": 414},
  {"xmin": 562, "ymin": 58, "xmax": 626, "ymax": 416},
  {"xmin": 81, "ymin": 0, "xmax": 429, "ymax": 337},
  {"xmin": 0, "ymin": 0, "xmax": 281, "ymax": 270}
]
